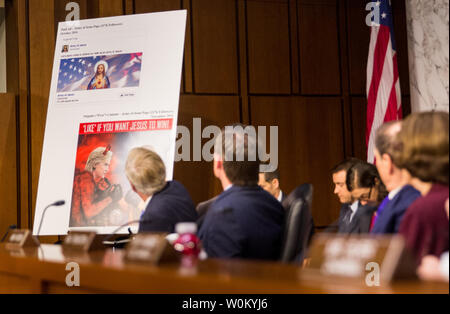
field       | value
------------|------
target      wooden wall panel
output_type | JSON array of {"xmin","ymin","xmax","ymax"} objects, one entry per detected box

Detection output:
[
  {"xmin": 5, "ymin": 0, "xmax": 19, "ymax": 94},
  {"xmin": 289, "ymin": 0, "xmax": 300, "ymax": 95},
  {"xmin": 346, "ymin": 0, "xmax": 370, "ymax": 96},
  {"xmin": 124, "ymin": 0, "xmax": 134, "ymax": 15},
  {"xmin": 191, "ymin": 0, "xmax": 238, "ymax": 94},
  {"xmin": 298, "ymin": 0, "xmax": 341, "ymax": 95},
  {"xmin": 5, "ymin": 0, "xmax": 29, "ymax": 229},
  {"xmin": 250, "ymin": 96, "xmax": 345, "ymax": 227},
  {"xmin": 337, "ymin": 0, "xmax": 353, "ymax": 158},
  {"xmin": 54, "ymin": 0, "xmax": 88, "ymax": 24},
  {"xmin": 247, "ymin": 0, "xmax": 291, "ymax": 95},
  {"xmin": 0, "ymin": 93, "xmax": 18, "ymax": 234},
  {"xmin": 99, "ymin": 0, "xmax": 123, "ymax": 17},
  {"xmin": 91, "ymin": 0, "xmax": 124, "ymax": 18},
  {"xmin": 28, "ymin": 0, "xmax": 55, "ymax": 224},
  {"xmin": 350, "ymin": 96, "xmax": 367, "ymax": 161},
  {"xmin": 134, "ymin": 0, "xmax": 181, "ymax": 13},
  {"xmin": 182, "ymin": 0, "xmax": 192, "ymax": 94},
  {"xmin": 0, "ymin": 5, "xmax": 7, "ymax": 92},
  {"xmin": 174, "ymin": 95, "xmax": 241, "ymax": 204},
  {"xmin": 237, "ymin": 0, "xmax": 249, "ymax": 123}
]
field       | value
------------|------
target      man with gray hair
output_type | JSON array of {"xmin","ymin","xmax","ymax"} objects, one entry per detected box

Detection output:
[
  {"xmin": 371, "ymin": 121, "xmax": 421, "ymax": 233},
  {"xmin": 198, "ymin": 125, "xmax": 285, "ymax": 260},
  {"xmin": 125, "ymin": 147, "xmax": 197, "ymax": 233}
]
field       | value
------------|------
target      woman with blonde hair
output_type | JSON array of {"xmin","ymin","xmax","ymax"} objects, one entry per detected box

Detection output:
[
  {"xmin": 395, "ymin": 111, "xmax": 449, "ymax": 265},
  {"xmin": 70, "ymin": 146, "xmax": 123, "ymax": 226}
]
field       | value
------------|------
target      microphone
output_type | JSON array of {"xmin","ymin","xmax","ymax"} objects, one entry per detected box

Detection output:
[
  {"xmin": 35, "ymin": 200, "xmax": 66, "ymax": 239},
  {"xmin": 1, "ymin": 225, "xmax": 17, "ymax": 243},
  {"xmin": 52, "ymin": 200, "xmax": 66, "ymax": 206},
  {"xmin": 103, "ymin": 219, "xmax": 143, "ymax": 243}
]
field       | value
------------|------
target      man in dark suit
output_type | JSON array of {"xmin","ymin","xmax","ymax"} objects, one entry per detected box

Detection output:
[
  {"xmin": 198, "ymin": 125, "xmax": 285, "ymax": 260},
  {"xmin": 258, "ymin": 167, "xmax": 286, "ymax": 203},
  {"xmin": 371, "ymin": 121, "xmax": 421, "ymax": 234},
  {"xmin": 125, "ymin": 147, "xmax": 197, "ymax": 233},
  {"xmin": 197, "ymin": 165, "xmax": 286, "ymax": 230},
  {"xmin": 338, "ymin": 203, "xmax": 377, "ymax": 234},
  {"xmin": 345, "ymin": 161, "xmax": 388, "ymax": 233},
  {"xmin": 330, "ymin": 158, "xmax": 363, "ymax": 233}
]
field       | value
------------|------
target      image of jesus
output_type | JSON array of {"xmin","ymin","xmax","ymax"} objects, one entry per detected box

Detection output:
[{"xmin": 87, "ymin": 61, "xmax": 111, "ymax": 90}]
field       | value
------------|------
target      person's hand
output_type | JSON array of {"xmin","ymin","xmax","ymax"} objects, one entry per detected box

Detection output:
[
  {"xmin": 417, "ymin": 255, "xmax": 445, "ymax": 282},
  {"xmin": 109, "ymin": 184, "xmax": 123, "ymax": 202}
]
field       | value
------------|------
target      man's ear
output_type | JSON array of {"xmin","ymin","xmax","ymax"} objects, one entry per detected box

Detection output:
[
  {"xmin": 213, "ymin": 155, "xmax": 223, "ymax": 178},
  {"xmin": 130, "ymin": 183, "xmax": 137, "ymax": 194},
  {"xmin": 272, "ymin": 178, "xmax": 280, "ymax": 189},
  {"xmin": 383, "ymin": 153, "xmax": 395, "ymax": 174}
]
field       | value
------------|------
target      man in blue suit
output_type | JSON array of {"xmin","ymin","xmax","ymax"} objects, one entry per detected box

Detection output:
[
  {"xmin": 125, "ymin": 147, "xmax": 197, "ymax": 233},
  {"xmin": 198, "ymin": 125, "xmax": 285, "ymax": 260},
  {"xmin": 371, "ymin": 121, "xmax": 421, "ymax": 234}
]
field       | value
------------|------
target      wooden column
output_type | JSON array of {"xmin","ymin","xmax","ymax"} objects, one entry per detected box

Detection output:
[
  {"xmin": 0, "ymin": 93, "xmax": 18, "ymax": 234},
  {"xmin": 5, "ymin": 0, "xmax": 29, "ymax": 229}
]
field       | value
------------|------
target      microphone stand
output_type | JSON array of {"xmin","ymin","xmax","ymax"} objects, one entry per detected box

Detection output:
[
  {"xmin": 103, "ymin": 220, "xmax": 143, "ymax": 248},
  {"xmin": 35, "ymin": 201, "xmax": 66, "ymax": 243}
]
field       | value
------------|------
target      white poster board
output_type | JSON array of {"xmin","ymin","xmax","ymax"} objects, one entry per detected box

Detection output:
[{"xmin": 33, "ymin": 11, "xmax": 186, "ymax": 236}]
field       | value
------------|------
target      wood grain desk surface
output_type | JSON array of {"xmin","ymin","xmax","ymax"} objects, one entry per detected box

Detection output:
[{"xmin": 0, "ymin": 244, "xmax": 448, "ymax": 294}]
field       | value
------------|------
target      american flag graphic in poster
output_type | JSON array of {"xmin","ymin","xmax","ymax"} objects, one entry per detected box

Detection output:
[{"xmin": 57, "ymin": 52, "xmax": 143, "ymax": 93}]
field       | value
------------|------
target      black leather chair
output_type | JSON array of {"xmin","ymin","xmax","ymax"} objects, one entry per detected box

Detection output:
[
  {"xmin": 280, "ymin": 184, "xmax": 315, "ymax": 264},
  {"xmin": 196, "ymin": 196, "xmax": 218, "ymax": 229}
]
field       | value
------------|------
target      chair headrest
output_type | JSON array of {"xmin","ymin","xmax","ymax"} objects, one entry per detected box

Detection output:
[{"xmin": 282, "ymin": 184, "xmax": 313, "ymax": 211}]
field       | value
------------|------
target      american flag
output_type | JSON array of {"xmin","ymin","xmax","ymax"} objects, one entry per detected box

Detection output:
[
  {"xmin": 57, "ymin": 53, "xmax": 142, "ymax": 93},
  {"xmin": 366, "ymin": 0, "xmax": 402, "ymax": 163}
]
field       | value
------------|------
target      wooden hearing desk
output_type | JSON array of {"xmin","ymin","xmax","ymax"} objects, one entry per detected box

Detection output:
[{"xmin": 0, "ymin": 244, "xmax": 448, "ymax": 294}]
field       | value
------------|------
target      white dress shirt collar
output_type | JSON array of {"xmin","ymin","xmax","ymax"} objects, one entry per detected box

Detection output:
[
  {"xmin": 277, "ymin": 191, "xmax": 283, "ymax": 202},
  {"xmin": 349, "ymin": 200, "xmax": 359, "ymax": 222},
  {"xmin": 388, "ymin": 185, "xmax": 404, "ymax": 200},
  {"xmin": 139, "ymin": 195, "xmax": 152, "ymax": 219}
]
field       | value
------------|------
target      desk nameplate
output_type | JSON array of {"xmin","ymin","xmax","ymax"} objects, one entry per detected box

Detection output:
[
  {"xmin": 302, "ymin": 234, "xmax": 417, "ymax": 284},
  {"xmin": 5, "ymin": 230, "xmax": 39, "ymax": 251},
  {"xmin": 63, "ymin": 231, "xmax": 103, "ymax": 253},
  {"xmin": 125, "ymin": 233, "xmax": 180, "ymax": 265}
]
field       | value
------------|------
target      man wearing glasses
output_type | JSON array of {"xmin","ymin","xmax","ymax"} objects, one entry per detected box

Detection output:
[{"xmin": 341, "ymin": 162, "xmax": 388, "ymax": 234}]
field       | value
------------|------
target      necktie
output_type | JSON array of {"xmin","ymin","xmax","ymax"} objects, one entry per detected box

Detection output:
[{"xmin": 341, "ymin": 206, "xmax": 353, "ymax": 231}]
